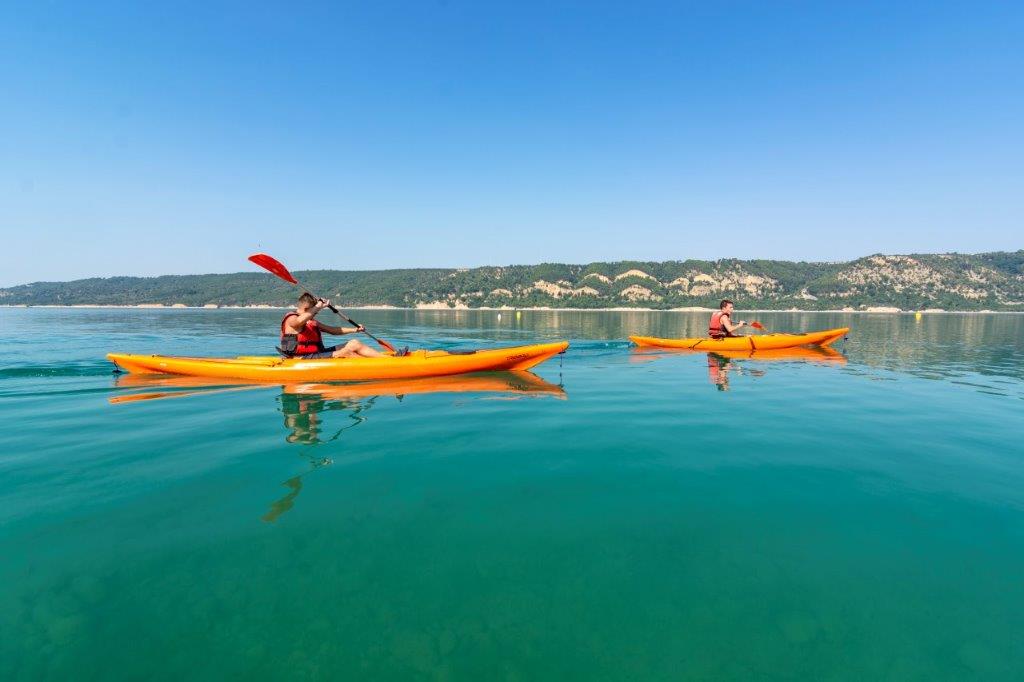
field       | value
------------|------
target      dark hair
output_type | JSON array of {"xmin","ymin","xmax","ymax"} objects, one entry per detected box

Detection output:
[
  {"xmin": 298, "ymin": 292, "xmax": 318, "ymax": 307},
  {"xmin": 719, "ymin": 299, "xmax": 733, "ymax": 310}
]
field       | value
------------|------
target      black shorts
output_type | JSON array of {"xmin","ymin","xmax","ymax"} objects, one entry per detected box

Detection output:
[{"xmin": 299, "ymin": 346, "xmax": 339, "ymax": 359}]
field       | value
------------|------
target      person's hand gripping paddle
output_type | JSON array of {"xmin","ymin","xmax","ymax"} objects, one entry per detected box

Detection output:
[{"xmin": 248, "ymin": 253, "xmax": 397, "ymax": 354}]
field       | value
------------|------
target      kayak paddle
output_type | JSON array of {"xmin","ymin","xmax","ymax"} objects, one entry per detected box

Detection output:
[{"xmin": 248, "ymin": 253, "xmax": 397, "ymax": 353}]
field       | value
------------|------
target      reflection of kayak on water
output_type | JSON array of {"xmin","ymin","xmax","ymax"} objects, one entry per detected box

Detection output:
[
  {"xmin": 108, "ymin": 380, "xmax": 270, "ymax": 404},
  {"xmin": 280, "ymin": 373, "xmax": 566, "ymax": 400},
  {"xmin": 109, "ymin": 371, "xmax": 566, "ymax": 404},
  {"xmin": 706, "ymin": 345, "xmax": 846, "ymax": 364},
  {"xmin": 630, "ymin": 344, "xmax": 846, "ymax": 364}
]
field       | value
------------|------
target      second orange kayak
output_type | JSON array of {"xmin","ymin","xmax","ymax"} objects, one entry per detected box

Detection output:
[{"xmin": 630, "ymin": 327, "xmax": 849, "ymax": 351}]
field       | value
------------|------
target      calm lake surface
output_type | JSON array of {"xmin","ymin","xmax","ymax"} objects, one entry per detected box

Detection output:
[{"xmin": 1, "ymin": 308, "xmax": 1022, "ymax": 680}]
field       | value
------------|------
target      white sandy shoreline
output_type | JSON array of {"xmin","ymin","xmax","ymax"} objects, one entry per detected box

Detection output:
[{"xmin": 1, "ymin": 304, "xmax": 1021, "ymax": 314}]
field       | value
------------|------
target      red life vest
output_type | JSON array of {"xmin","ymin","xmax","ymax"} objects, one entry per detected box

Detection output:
[
  {"xmin": 709, "ymin": 311, "xmax": 732, "ymax": 339},
  {"xmin": 281, "ymin": 313, "xmax": 325, "ymax": 355}
]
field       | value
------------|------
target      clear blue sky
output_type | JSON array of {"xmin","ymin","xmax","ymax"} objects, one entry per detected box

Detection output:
[{"xmin": 2, "ymin": 1, "xmax": 1022, "ymax": 286}]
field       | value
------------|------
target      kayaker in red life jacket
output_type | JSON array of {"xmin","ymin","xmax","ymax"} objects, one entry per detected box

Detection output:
[
  {"xmin": 280, "ymin": 293, "xmax": 385, "ymax": 359},
  {"xmin": 708, "ymin": 299, "xmax": 748, "ymax": 339}
]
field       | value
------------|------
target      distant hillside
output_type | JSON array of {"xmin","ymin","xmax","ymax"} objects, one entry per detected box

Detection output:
[{"xmin": 2, "ymin": 251, "xmax": 1023, "ymax": 311}]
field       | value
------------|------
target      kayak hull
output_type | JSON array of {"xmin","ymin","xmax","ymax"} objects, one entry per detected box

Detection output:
[
  {"xmin": 629, "ymin": 327, "xmax": 849, "ymax": 351},
  {"xmin": 107, "ymin": 341, "xmax": 568, "ymax": 382}
]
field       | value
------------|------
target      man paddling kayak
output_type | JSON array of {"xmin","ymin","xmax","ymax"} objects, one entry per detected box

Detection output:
[
  {"xmin": 709, "ymin": 299, "xmax": 748, "ymax": 339},
  {"xmin": 280, "ymin": 293, "xmax": 385, "ymax": 358}
]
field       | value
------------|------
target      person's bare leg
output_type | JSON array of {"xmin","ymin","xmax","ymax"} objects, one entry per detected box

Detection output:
[
  {"xmin": 331, "ymin": 339, "xmax": 383, "ymax": 358},
  {"xmin": 352, "ymin": 339, "xmax": 384, "ymax": 357},
  {"xmin": 357, "ymin": 344, "xmax": 384, "ymax": 357}
]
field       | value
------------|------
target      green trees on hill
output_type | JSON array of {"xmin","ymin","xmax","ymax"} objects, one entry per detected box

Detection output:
[{"xmin": 2, "ymin": 251, "xmax": 1022, "ymax": 310}]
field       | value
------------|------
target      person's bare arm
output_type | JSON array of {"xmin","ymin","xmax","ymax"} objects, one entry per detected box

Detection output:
[
  {"xmin": 285, "ymin": 300, "xmax": 327, "ymax": 332},
  {"xmin": 722, "ymin": 315, "xmax": 747, "ymax": 334},
  {"xmin": 318, "ymin": 323, "xmax": 364, "ymax": 336}
]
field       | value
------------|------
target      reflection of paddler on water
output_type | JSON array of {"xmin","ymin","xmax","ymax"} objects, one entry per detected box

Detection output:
[
  {"xmin": 279, "ymin": 389, "xmax": 371, "ymax": 445},
  {"xmin": 263, "ymin": 390, "xmax": 373, "ymax": 523},
  {"xmin": 268, "ymin": 392, "xmax": 370, "ymax": 518},
  {"xmin": 707, "ymin": 353, "xmax": 729, "ymax": 391},
  {"xmin": 280, "ymin": 391, "xmax": 324, "ymax": 444},
  {"xmin": 706, "ymin": 353, "xmax": 766, "ymax": 391},
  {"xmin": 110, "ymin": 372, "xmax": 566, "ymax": 520}
]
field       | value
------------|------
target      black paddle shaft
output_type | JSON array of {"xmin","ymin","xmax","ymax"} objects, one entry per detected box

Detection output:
[{"xmin": 324, "ymin": 303, "xmax": 382, "ymax": 343}]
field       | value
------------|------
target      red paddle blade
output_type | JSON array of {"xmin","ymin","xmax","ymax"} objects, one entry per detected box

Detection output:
[
  {"xmin": 248, "ymin": 253, "xmax": 297, "ymax": 284},
  {"xmin": 751, "ymin": 321, "xmax": 766, "ymax": 330}
]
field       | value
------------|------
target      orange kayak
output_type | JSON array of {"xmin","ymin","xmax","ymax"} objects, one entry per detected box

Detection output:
[
  {"xmin": 629, "ymin": 327, "xmax": 849, "ymax": 351},
  {"xmin": 107, "ymin": 341, "xmax": 568, "ymax": 382}
]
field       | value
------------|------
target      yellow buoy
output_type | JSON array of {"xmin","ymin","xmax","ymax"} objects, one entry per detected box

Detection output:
[
  {"xmin": 516, "ymin": 310, "xmax": 522, "ymax": 320},
  {"xmin": 915, "ymin": 312, "xmax": 922, "ymax": 321}
]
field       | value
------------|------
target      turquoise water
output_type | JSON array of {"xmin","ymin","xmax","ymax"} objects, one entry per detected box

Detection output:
[{"xmin": 1, "ymin": 308, "xmax": 1023, "ymax": 680}]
